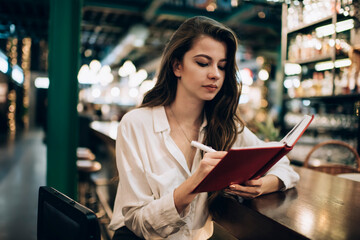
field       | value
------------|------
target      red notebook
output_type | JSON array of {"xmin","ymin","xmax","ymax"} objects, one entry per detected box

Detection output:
[{"xmin": 193, "ymin": 115, "xmax": 314, "ymax": 193}]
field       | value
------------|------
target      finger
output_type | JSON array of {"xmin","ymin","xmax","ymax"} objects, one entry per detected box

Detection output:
[
  {"xmin": 201, "ymin": 152, "xmax": 227, "ymax": 166},
  {"xmin": 204, "ymin": 159, "xmax": 220, "ymax": 167},
  {"xmin": 244, "ymin": 179, "xmax": 262, "ymax": 187},
  {"xmin": 224, "ymin": 189, "xmax": 258, "ymax": 199},
  {"xmin": 229, "ymin": 184, "xmax": 261, "ymax": 196},
  {"xmin": 204, "ymin": 151, "xmax": 227, "ymax": 158},
  {"xmin": 201, "ymin": 157, "xmax": 221, "ymax": 165}
]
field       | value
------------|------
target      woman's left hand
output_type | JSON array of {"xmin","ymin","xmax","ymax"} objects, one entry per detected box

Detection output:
[
  {"xmin": 224, "ymin": 178, "xmax": 264, "ymax": 199},
  {"xmin": 224, "ymin": 174, "xmax": 284, "ymax": 199}
]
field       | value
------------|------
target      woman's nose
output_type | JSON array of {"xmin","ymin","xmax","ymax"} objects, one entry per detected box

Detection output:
[{"xmin": 208, "ymin": 65, "xmax": 221, "ymax": 80}]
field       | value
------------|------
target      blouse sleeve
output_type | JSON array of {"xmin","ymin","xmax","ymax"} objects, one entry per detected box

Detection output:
[
  {"xmin": 115, "ymin": 119, "xmax": 187, "ymax": 239},
  {"xmin": 235, "ymin": 127, "xmax": 299, "ymax": 190}
]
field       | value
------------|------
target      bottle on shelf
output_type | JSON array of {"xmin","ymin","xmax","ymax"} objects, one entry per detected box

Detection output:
[
  {"xmin": 322, "ymin": 70, "xmax": 333, "ymax": 96},
  {"xmin": 287, "ymin": 0, "xmax": 302, "ymax": 30},
  {"xmin": 288, "ymin": 0, "xmax": 335, "ymax": 29}
]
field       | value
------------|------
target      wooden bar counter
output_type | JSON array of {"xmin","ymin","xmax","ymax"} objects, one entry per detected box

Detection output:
[
  {"xmin": 209, "ymin": 166, "xmax": 360, "ymax": 240},
  {"xmin": 89, "ymin": 122, "xmax": 360, "ymax": 239}
]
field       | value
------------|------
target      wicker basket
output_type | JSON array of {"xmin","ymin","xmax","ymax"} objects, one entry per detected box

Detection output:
[{"xmin": 303, "ymin": 140, "xmax": 360, "ymax": 175}]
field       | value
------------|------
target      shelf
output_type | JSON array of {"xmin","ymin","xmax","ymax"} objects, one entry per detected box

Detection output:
[
  {"xmin": 286, "ymin": 55, "xmax": 333, "ymax": 65},
  {"xmin": 287, "ymin": 15, "xmax": 333, "ymax": 34},
  {"xmin": 286, "ymin": 54, "xmax": 350, "ymax": 66},
  {"xmin": 285, "ymin": 126, "xmax": 358, "ymax": 135},
  {"xmin": 283, "ymin": 93, "xmax": 360, "ymax": 102},
  {"xmin": 282, "ymin": 3, "xmax": 360, "ymax": 155}
]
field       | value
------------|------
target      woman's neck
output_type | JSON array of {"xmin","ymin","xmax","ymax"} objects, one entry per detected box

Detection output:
[{"xmin": 170, "ymin": 99, "xmax": 204, "ymax": 126}]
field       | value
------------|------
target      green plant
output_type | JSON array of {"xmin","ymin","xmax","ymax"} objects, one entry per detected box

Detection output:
[{"xmin": 254, "ymin": 116, "xmax": 280, "ymax": 142}]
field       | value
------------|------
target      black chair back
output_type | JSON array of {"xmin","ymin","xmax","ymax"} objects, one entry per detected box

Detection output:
[{"xmin": 37, "ymin": 186, "xmax": 101, "ymax": 240}]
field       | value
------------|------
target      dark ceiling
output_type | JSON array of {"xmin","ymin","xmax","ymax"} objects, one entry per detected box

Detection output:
[{"xmin": 0, "ymin": 0, "xmax": 283, "ymax": 71}]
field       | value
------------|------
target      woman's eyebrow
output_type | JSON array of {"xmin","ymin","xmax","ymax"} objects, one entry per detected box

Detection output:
[{"xmin": 193, "ymin": 54, "xmax": 227, "ymax": 62}]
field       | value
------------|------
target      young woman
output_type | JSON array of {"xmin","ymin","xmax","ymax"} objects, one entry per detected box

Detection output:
[{"xmin": 109, "ymin": 16, "xmax": 299, "ymax": 240}]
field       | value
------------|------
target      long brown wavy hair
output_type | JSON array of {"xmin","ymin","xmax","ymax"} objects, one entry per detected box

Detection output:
[{"xmin": 141, "ymin": 16, "xmax": 244, "ymax": 151}]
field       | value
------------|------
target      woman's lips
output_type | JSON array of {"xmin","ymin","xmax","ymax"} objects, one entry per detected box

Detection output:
[{"xmin": 203, "ymin": 84, "xmax": 218, "ymax": 92}]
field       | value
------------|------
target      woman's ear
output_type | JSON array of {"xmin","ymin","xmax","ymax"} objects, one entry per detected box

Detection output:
[{"xmin": 172, "ymin": 59, "xmax": 182, "ymax": 78}]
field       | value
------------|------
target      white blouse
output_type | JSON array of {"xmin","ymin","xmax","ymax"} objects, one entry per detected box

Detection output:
[{"xmin": 109, "ymin": 106, "xmax": 299, "ymax": 239}]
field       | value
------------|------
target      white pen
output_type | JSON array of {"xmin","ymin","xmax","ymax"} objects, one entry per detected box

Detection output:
[{"xmin": 191, "ymin": 141, "xmax": 216, "ymax": 153}]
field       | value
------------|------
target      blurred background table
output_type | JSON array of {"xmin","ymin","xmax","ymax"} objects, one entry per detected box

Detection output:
[{"xmin": 90, "ymin": 121, "xmax": 118, "ymax": 146}]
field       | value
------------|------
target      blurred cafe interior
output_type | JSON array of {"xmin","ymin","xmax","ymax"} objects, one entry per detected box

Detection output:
[{"xmin": 0, "ymin": 0, "xmax": 360, "ymax": 239}]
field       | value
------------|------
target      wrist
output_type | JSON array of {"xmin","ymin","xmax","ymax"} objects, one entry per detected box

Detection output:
[
  {"xmin": 262, "ymin": 174, "xmax": 284, "ymax": 194},
  {"xmin": 173, "ymin": 177, "xmax": 198, "ymax": 214}
]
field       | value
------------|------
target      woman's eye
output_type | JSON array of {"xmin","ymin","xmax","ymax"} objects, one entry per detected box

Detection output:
[
  {"xmin": 196, "ymin": 62, "xmax": 208, "ymax": 67},
  {"xmin": 218, "ymin": 65, "xmax": 225, "ymax": 70}
]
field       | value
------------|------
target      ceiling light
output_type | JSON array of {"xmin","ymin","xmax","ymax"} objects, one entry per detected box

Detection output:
[
  {"xmin": 34, "ymin": 77, "xmax": 49, "ymax": 89},
  {"xmin": 91, "ymin": 88, "xmax": 101, "ymax": 98},
  {"xmin": 111, "ymin": 87, "xmax": 120, "ymax": 97},
  {"xmin": 239, "ymin": 94, "xmax": 249, "ymax": 104},
  {"xmin": 128, "ymin": 69, "xmax": 148, "ymax": 87},
  {"xmin": 78, "ymin": 61, "xmax": 114, "ymax": 86},
  {"xmin": 258, "ymin": 69, "xmax": 269, "ymax": 81},
  {"xmin": 89, "ymin": 59, "xmax": 101, "ymax": 72},
  {"xmin": 129, "ymin": 88, "xmax": 139, "ymax": 98},
  {"xmin": 137, "ymin": 69, "xmax": 148, "ymax": 81},
  {"xmin": 241, "ymin": 85, "xmax": 250, "ymax": 94},
  {"xmin": 239, "ymin": 68, "xmax": 253, "ymax": 85},
  {"xmin": 139, "ymin": 80, "xmax": 155, "ymax": 94},
  {"xmin": 78, "ymin": 64, "xmax": 91, "ymax": 84},
  {"xmin": 258, "ymin": 12, "xmax": 266, "ymax": 19},
  {"xmin": 118, "ymin": 60, "xmax": 136, "ymax": 77},
  {"xmin": 84, "ymin": 49, "xmax": 92, "ymax": 57},
  {"xmin": 206, "ymin": 2, "xmax": 217, "ymax": 12},
  {"xmin": 133, "ymin": 39, "xmax": 145, "ymax": 48},
  {"xmin": 261, "ymin": 99, "xmax": 268, "ymax": 108},
  {"xmin": 256, "ymin": 56, "xmax": 265, "ymax": 66},
  {"xmin": 99, "ymin": 65, "xmax": 111, "ymax": 74},
  {"xmin": 101, "ymin": 24, "xmax": 149, "ymax": 66},
  {"xmin": 101, "ymin": 104, "xmax": 110, "ymax": 115}
]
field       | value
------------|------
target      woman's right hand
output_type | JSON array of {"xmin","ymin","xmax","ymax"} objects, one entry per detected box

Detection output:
[
  {"xmin": 173, "ymin": 151, "xmax": 227, "ymax": 214},
  {"xmin": 192, "ymin": 151, "xmax": 228, "ymax": 185}
]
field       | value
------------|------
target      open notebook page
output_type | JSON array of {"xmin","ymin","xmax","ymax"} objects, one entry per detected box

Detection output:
[
  {"xmin": 230, "ymin": 115, "xmax": 313, "ymax": 151},
  {"xmin": 280, "ymin": 115, "xmax": 313, "ymax": 147}
]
